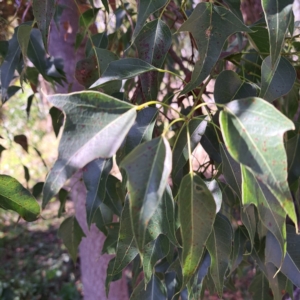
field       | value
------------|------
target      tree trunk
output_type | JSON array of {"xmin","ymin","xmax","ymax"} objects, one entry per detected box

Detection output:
[{"xmin": 48, "ymin": 1, "xmax": 129, "ymax": 299}]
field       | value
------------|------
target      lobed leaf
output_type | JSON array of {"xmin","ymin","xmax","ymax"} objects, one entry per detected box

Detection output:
[
  {"xmin": 42, "ymin": 91, "xmax": 137, "ymax": 207},
  {"xmin": 0, "ymin": 175, "xmax": 40, "ymax": 222}
]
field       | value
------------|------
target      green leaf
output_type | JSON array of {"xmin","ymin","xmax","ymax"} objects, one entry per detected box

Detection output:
[
  {"xmin": 287, "ymin": 129, "xmax": 300, "ymax": 184},
  {"xmin": 134, "ymin": 19, "xmax": 172, "ymax": 100},
  {"xmin": 241, "ymin": 205, "xmax": 257, "ymax": 249},
  {"xmin": 85, "ymin": 32, "xmax": 108, "ymax": 56},
  {"xmin": 262, "ymin": 0, "xmax": 293, "ymax": 66},
  {"xmin": 178, "ymin": 174, "xmax": 216, "ymax": 287},
  {"xmin": 103, "ymin": 175, "xmax": 123, "ymax": 216},
  {"xmin": 102, "ymin": 223, "xmax": 120, "ymax": 255},
  {"xmin": 32, "ymin": 0, "xmax": 55, "ymax": 51},
  {"xmin": 80, "ymin": 8, "xmax": 100, "ymax": 28},
  {"xmin": 265, "ymin": 225, "xmax": 300, "ymax": 287},
  {"xmin": 223, "ymin": 0, "xmax": 243, "ymax": 20},
  {"xmin": 14, "ymin": 134, "xmax": 28, "ymax": 153},
  {"xmin": 32, "ymin": 182, "xmax": 44, "ymax": 199},
  {"xmin": 91, "ymin": 204, "xmax": 113, "ymax": 234},
  {"xmin": 242, "ymin": 166, "xmax": 287, "ymax": 260},
  {"xmin": 42, "ymin": 91, "xmax": 137, "ymax": 208},
  {"xmin": 83, "ymin": 159, "xmax": 112, "ymax": 227},
  {"xmin": 259, "ymin": 56, "xmax": 296, "ymax": 102},
  {"xmin": 49, "ymin": 106, "xmax": 64, "ymax": 137},
  {"xmin": 143, "ymin": 234, "xmax": 170, "ymax": 284},
  {"xmin": 172, "ymin": 118, "xmax": 207, "ymax": 185},
  {"xmin": 249, "ymin": 272, "xmax": 272, "ymax": 300},
  {"xmin": 220, "ymin": 144, "xmax": 241, "ymax": 199},
  {"xmin": 132, "ymin": 0, "xmax": 168, "ymax": 41},
  {"xmin": 220, "ymin": 97, "xmax": 297, "ymax": 229},
  {"xmin": 130, "ymin": 274, "xmax": 167, "ymax": 300},
  {"xmin": 248, "ymin": 25, "xmax": 270, "ymax": 57},
  {"xmin": 90, "ymin": 58, "xmax": 157, "ymax": 88},
  {"xmin": 179, "ymin": 2, "xmax": 251, "ymax": 94},
  {"xmin": 205, "ymin": 179, "xmax": 222, "ymax": 214},
  {"xmin": 120, "ymin": 136, "xmax": 172, "ymax": 252},
  {"xmin": 0, "ymin": 30, "xmax": 21, "ymax": 102},
  {"xmin": 110, "ymin": 199, "xmax": 138, "ymax": 275},
  {"xmin": 214, "ymin": 70, "xmax": 257, "ymax": 104},
  {"xmin": 58, "ymin": 216, "xmax": 86, "ymax": 263},
  {"xmin": 206, "ymin": 214, "xmax": 232, "ymax": 297},
  {"xmin": 17, "ymin": 24, "xmax": 31, "ymax": 62},
  {"xmin": 0, "ymin": 175, "xmax": 40, "ymax": 222}
]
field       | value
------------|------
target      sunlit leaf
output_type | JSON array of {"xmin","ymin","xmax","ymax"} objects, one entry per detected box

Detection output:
[
  {"xmin": 206, "ymin": 214, "xmax": 232, "ymax": 297},
  {"xmin": 121, "ymin": 136, "xmax": 172, "ymax": 252},
  {"xmin": 178, "ymin": 173, "xmax": 216, "ymax": 286},
  {"xmin": 214, "ymin": 70, "xmax": 257, "ymax": 104},
  {"xmin": 132, "ymin": 0, "xmax": 168, "ymax": 41},
  {"xmin": 130, "ymin": 274, "xmax": 167, "ymax": 300},
  {"xmin": 0, "ymin": 175, "xmax": 40, "ymax": 222},
  {"xmin": 179, "ymin": 2, "xmax": 251, "ymax": 94},
  {"xmin": 90, "ymin": 58, "xmax": 157, "ymax": 88},
  {"xmin": 32, "ymin": 0, "xmax": 55, "ymax": 51},
  {"xmin": 260, "ymin": 56, "xmax": 296, "ymax": 102},
  {"xmin": 42, "ymin": 91, "xmax": 137, "ymax": 208},
  {"xmin": 242, "ymin": 166, "xmax": 286, "ymax": 259},
  {"xmin": 83, "ymin": 159, "xmax": 112, "ymax": 227},
  {"xmin": 262, "ymin": 0, "xmax": 294, "ymax": 66},
  {"xmin": 220, "ymin": 97, "xmax": 297, "ymax": 228},
  {"xmin": 58, "ymin": 216, "xmax": 86, "ymax": 263}
]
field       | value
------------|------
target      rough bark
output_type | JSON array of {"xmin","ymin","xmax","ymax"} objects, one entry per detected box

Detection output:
[{"xmin": 48, "ymin": 1, "xmax": 129, "ymax": 299}]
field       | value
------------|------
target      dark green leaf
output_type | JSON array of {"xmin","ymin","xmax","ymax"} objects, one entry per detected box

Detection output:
[
  {"xmin": 58, "ymin": 216, "xmax": 86, "ymax": 263},
  {"xmin": 143, "ymin": 235, "xmax": 170, "ymax": 284},
  {"xmin": 220, "ymin": 97, "xmax": 297, "ymax": 228},
  {"xmin": 0, "ymin": 175, "xmax": 40, "ymax": 222},
  {"xmin": 240, "ymin": 205, "xmax": 257, "ymax": 248},
  {"xmin": 262, "ymin": 0, "xmax": 293, "ymax": 66},
  {"xmin": 260, "ymin": 56, "xmax": 296, "ymax": 102},
  {"xmin": 103, "ymin": 175, "xmax": 123, "ymax": 216},
  {"xmin": 102, "ymin": 223, "xmax": 120, "ymax": 255},
  {"xmin": 287, "ymin": 128, "xmax": 300, "ymax": 184},
  {"xmin": 90, "ymin": 58, "xmax": 157, "ymax": 88},
  {"xmin": 223, "ymin": 0, "xmax": 243, "ymax": 20},
  {"xmin": 214, "ymin": 70, "xmax": 257, "ymax": 104},
  {"xmin": 91, "ymin": 204, "xmax": 113, "ymax": 234},
  {"xmin": 135, "ymin": 19, "xmax": 172, "ymax": 100},
  {"xmin": 32, "ymin": 182, "xmax": 44, "ymax": 198},
  {"xmin": 26, "ymin": 94, "xmax": 34, "ymax": 119},
  {"xmin": 242, "ymin": 166, "xmax": 286, "ymax": 259},
  {"xmin": 83, "ymin": 159, "xmax": 112, "ymax": 227},
  {"xmin": 49, "ymin": 106, "xmax": 64, "ymax": 137},
  {"xmin": 179, "ymin": 3, "xmax": 251, "ymax": 94},
  {"xmin": 248, "ymin": 25, "xmax": 270, "ymax": 57},
  {"xmin": 32, "ymin": 0, "xmax": 55, "ymax": 50},
  {"xmin": 120, "ymin": 136, "xmax": 172, "ymax": 252},
  {"xmin": 249, "ymin": 272, "xmax": 272, "ymax": 300},
  {"xmin": 132, "ymin": 0, "xmax": 169, "ymax": 41},
  {"xmin": 178, "ymin": 173, "xmax": 216, "ymax": 286},
  {"xmin": 0, "ymin": 31, "xmax": 21, "ymax": 102},
  {"xmin": 85, "ymin": 32, "xmax": 108, "ymax": 56},
  {"xmin": 206, "ymin": 214, "xmax": 232, "ymax": 297},
  {"xmin": 58, "ymin": 188, "xmax": 68, "ymax": 217},
  {"xmin": 130, "ymin": 274, "xmax": 167, "ymax": 300},
  {"xmin": 0, "ymin": 144, "xmax": 6, "ymax": 159},
  {"xmin": 23, "ymin": 165, "xmax": 30, "ymax": 184},
  {"xmin": 17, "ymin": 24, "xmax": 31, "ymax": 61},
  {"xmin": 42, "ymin": 91, "xmax": 137, "ymax": 208}
]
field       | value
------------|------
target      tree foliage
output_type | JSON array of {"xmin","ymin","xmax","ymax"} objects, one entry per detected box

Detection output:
[{"xmin": 1, "ymin": 0, "xmax": 300, "ymax": 299}]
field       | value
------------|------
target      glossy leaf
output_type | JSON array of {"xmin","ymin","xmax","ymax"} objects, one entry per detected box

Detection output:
[
  {"xmin": 58, "ymin": 216, "xmax": 86, "ymax": 263},
  {"xmin": 214, "ymin": 70, "xmax": 257, "ymax": 104},
  {"xmin": 132, "ymin": 0, "xmax": 168, "ymax": 41},
  {"xmin": 121, "ymin": 136, "xmax": 172, "ymax": 252},
  {"xmin": 179, "ymin": 2, "xmax": 251, "ymax": 94},
  {"xmin": 83, "ymin": 159, "xmax": 112, "ymax": 227},
  {"xmin": 42, "ymin": 91, "xmax": 137, "ymax": 207},
  {"xmin": 262, "ymin": 0, "xmax": 294, "ymax": 66},
  {"xmin": 90, "ymin": 58, "xmax": 157, "ymax": 88},
  {"xmin": 220, "ymin": 97, "xmax": 297, "ymax": 228},
  {"xmin": 249, "ymin": 272, "xmax": 272, "ymax": 300},
  {"xmin": 178, "ymin": 174, "xmax": 216, "ymax": 286},
  {"xmin": 17, "ymin": 24, "xmax": 31, "ymax": 62},
  {"xmin": 242, "ymin": 166, "xmax": 286, "ymax": 259},
  {"xmin": 32, "ymin": 0, "xmax": 55, "ymax": 51},
  {"xmin": 206, "ymin": 214, "xmax": 232, "ymax": 297},
  {"xmin": 143, "ymin": 234, "xmax": 170, "ymax": 284},
  {"xmin": 172, "ymin": 118, "xmax": 207, "ymax": 184},
  {"xmin": 260, "ymin": 56, "xmax": 296, "ymax": 102},
  {"xmin": 130, "ymin": 274, "xmax": 167, "ymax": 300},
  {"xmin": 110, "ymin": 199, "xmax": 138, "ymax": 276},
  {"xmin": 135, "ymin": 19, "xmax": 172, "ymax": 100},
  {"xmin": 0, "ymin": 175, "xmax": 40, "ymax": 222},
  {"xmin": 265, "ymin": 225, "xmax": 300, "ymax": 287},
  {"xmin": 0, "ymin": 30, "xmax": 21, "ymax": 102}
]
